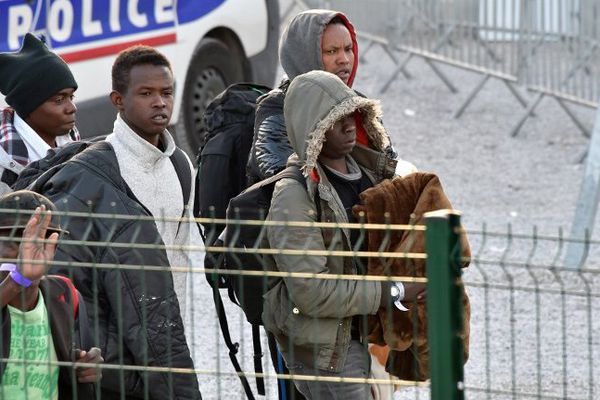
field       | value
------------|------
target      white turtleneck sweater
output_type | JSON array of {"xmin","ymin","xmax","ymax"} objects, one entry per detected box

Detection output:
[{"xmin": 106, "ymin": 114, "xmax": 201, "ymax": 316}]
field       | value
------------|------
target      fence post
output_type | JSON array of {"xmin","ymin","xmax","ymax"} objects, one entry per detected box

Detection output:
[{"xmin": 425, "ymin": 209, "xmax": 465, "ymax": 400}]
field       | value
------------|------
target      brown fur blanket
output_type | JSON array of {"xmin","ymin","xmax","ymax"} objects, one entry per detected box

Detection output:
[{"xmin": 352, "ymin": 172, "xmax": 471, "ymax": 381}]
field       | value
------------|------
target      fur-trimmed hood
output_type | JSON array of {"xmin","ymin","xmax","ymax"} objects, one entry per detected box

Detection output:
[
  {"xmin": 279, "ymin": 9, "xmax": 359, "ymax": 87},
  {"xmin": 283, "ymin": 70, "xmax": 391, "ymax": 176}
]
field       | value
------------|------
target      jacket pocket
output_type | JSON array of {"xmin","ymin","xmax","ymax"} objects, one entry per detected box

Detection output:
[
  {"xmin": 264, "ymin": 280, "xmax": 339, "ymax": 347},
  {"xmin": 262, "ymin": 281, "xmax": 285, "ymax": 336},
  {"xmin": 282, "ymin": 310, "xmax": 339, "ymax": 347}
]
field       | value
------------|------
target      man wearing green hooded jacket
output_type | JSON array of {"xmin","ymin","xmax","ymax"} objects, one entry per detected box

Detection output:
[{"xmin": 262, "ymin": 71, "xmax": 426, "ymax": 399}]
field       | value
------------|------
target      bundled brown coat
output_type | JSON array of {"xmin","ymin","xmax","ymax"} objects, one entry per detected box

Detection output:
[{"xmin": 353, "ymin": 172, "xmax": 471, "ymax": 381}]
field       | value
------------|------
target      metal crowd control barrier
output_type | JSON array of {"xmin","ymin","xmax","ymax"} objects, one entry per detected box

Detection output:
[
  {"xmin": 284, "ymin": 0, "xmax": 600, "ymax": 137},
  {"xmin": 565, "ymin": 104, "xmax": 600, "ymax": 268}
]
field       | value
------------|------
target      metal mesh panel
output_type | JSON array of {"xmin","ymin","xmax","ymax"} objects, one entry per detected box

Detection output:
[
  {"xmin": 288, "ymin": 0, "xmax": 600, "ymax": 106},
  {"xmin": 0, "ymin": 207, "xmax": 597, "ymax": 399}
]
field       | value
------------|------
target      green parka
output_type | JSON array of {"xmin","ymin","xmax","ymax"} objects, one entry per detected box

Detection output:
[{"xmin": 261, "ymin": 70, "xmax": 396, "ymax": 372}]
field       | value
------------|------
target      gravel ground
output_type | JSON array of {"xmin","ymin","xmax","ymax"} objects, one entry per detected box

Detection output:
[
  {"xmin": 358, "ymin": 43, "xmax": 599, "ymax": 400},
  {"xmin": 185, "ymin": 15, "xmax": 600, "ymax": 400}
]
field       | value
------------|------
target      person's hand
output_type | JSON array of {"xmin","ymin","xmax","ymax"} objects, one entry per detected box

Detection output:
[
  {"xmin": 18, "ymin": 206, "xmax": 58, "ymax": 281},
  {"xmin": 75, "ymin": 347, "xmax": 103, "ymax": 383},
  {"xmin": 403, "ymin": 282, "xmax": 427, "ymax": 302}
]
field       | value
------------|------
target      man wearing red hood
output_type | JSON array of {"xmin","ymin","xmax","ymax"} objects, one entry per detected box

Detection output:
[{"xmin": 247, "ymin": 9, "xmax": 414, "ymax": 187}]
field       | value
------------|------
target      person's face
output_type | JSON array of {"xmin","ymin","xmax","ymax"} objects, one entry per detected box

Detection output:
[
  {"xmin": 321, "ymin": 23, "xmax": 354, "ymax": 85},
  {"xmin": 320, "ymin": 115, "xmax": 356, "ymax": 159},
  {"xmin": 25, "ymin": 88, "xmax": 77, "ymax": 142},
  {"xmin": 111, "ymin": 64, "xmax": 174, "ymax": 143}
]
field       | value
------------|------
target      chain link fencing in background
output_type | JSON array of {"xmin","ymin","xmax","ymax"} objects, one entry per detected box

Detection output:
[
  {"xmin": 0, "ymin": 208, "xmax": 598, "ymax": 399},
  {"xmin": 285, "ymin": 0, "xmax": 600, "ymax": 137}
]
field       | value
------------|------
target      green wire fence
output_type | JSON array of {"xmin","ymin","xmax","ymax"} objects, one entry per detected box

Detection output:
[{"xmin": 0, "ymin": 208, "xmax": 597, "ymax": 399}]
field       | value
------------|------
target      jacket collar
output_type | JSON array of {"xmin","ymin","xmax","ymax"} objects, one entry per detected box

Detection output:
[
  {"xmin": 0, "ymin": 108, "xmax": 29, "ymax": 166},
  {"xmin": 0, "ymin": 108, "xmax": 80, "ymax": 168},
  {"xmin": 109, "ymin": 114, "xmax": 176, "ymax": 168}
]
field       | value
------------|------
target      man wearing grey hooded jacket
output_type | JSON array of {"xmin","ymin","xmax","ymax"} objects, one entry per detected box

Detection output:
[
  {"xmin": 262, "ymin": 70, "xmax": 426, "ymax": 400},
  {"xmin": 247, "ymin": 9, "xmax": 414, "ymax": 186}
]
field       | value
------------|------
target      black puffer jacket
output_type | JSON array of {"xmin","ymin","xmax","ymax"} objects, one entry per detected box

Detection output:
[
  {"xmin": 247, "ymin": 10, "xmax": 362, "ymax": 184},
  {"xmin": 246, "ymin": 83, "xmax": 290, "ymax": 184},
  {"xmin": 29, "ymin": 144, "xmax": 201, "ymax": 400}
]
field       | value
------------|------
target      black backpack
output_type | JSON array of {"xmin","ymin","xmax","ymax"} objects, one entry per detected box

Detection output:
[
  {"xmin": 205, "ymin": 165, "xmax": 319, "ymax": 400},
  {"xmin": 195, "ymin": 82, "xmax": 271, "ymax": 242},
  {"xmin": 222, "ymin": 166, "xmax": 313, "ymax": 324},
  {"xmin": 193, "ymin": 82, "xmax": 278, "ymax": 399}
]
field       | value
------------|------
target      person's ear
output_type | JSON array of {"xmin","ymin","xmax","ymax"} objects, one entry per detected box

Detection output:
[{"xmin": 109, "ymin": 91, "xmax": 124, "ymax": 110}]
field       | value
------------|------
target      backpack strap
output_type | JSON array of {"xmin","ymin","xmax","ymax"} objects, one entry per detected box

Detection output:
[
  {"xmin": 251, "ymin": 324, "xmax": 265, "ymax": 395},
  {"xmin": 169, "ymin": 148, "xmax": 192, "ymax": 235},
  {"xmin": 279, "ymin": 166, "xmax": 322, "ymax": 221},
  {"xmin": 0, "ymin": 145, "xmax": 24, "ymax": 186},
  {"xmin": 169, "ymin": 147, "xmax": 192, "ymax": 210},
  {"xmin": 211, "ymin": 273, "xmax": 257, "ymax": 400},
  {"xmin": 48, "ymin": 274, "xmax": 79, "ymax": 317},
  {"xmin": 47, "ymin": 275, "xmax": 94, "ymax": 362}
]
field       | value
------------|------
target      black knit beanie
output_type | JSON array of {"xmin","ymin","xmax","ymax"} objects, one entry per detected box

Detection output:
[{"xmin": 0, "ymin": 33, "xmax": 78, "ymax": 118}]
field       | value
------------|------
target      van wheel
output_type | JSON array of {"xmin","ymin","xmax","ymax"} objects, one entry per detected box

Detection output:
[{"xmin": 182, "ymin": 38, "xmax": 244, "ymax": 154}]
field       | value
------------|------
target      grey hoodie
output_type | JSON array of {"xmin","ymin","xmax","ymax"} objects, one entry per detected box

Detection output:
[{"xmin": 279, "ymin": 9, "xmax": 359, "ymax": 87}]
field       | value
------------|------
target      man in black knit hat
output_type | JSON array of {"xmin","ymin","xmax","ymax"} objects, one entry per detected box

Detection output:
[{"xmin": 0, "ymin": 33, "xmax": 80, "ymax": 195}]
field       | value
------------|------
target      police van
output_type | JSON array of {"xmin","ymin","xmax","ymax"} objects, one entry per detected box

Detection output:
[{"xmin": 0, "ymin": 0, "xmax": 279, "ymax": 154}]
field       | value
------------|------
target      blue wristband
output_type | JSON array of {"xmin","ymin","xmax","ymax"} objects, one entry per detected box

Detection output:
[{"xmin": 0, "ymin": 263, "xmax": 33, "ymax": 288}]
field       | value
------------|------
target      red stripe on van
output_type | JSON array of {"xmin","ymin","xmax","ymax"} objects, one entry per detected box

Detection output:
[{"xmin": 60, "ymin": 33, "xmax": 177, "ymax": 63}]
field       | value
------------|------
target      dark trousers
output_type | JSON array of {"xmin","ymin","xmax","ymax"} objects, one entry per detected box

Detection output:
[{"xmin": 286, "ymin": 340, "xmax": 372, "ymax": 400}]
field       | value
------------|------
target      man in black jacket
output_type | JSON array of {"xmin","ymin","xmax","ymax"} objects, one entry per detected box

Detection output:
[
  {"xmin": 0, "ymin": 190, "xmax": 102, "ymax": 399},
  {"xmin": 29, "ymin": 46, "xmax": 201, "ymax": 399}
]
